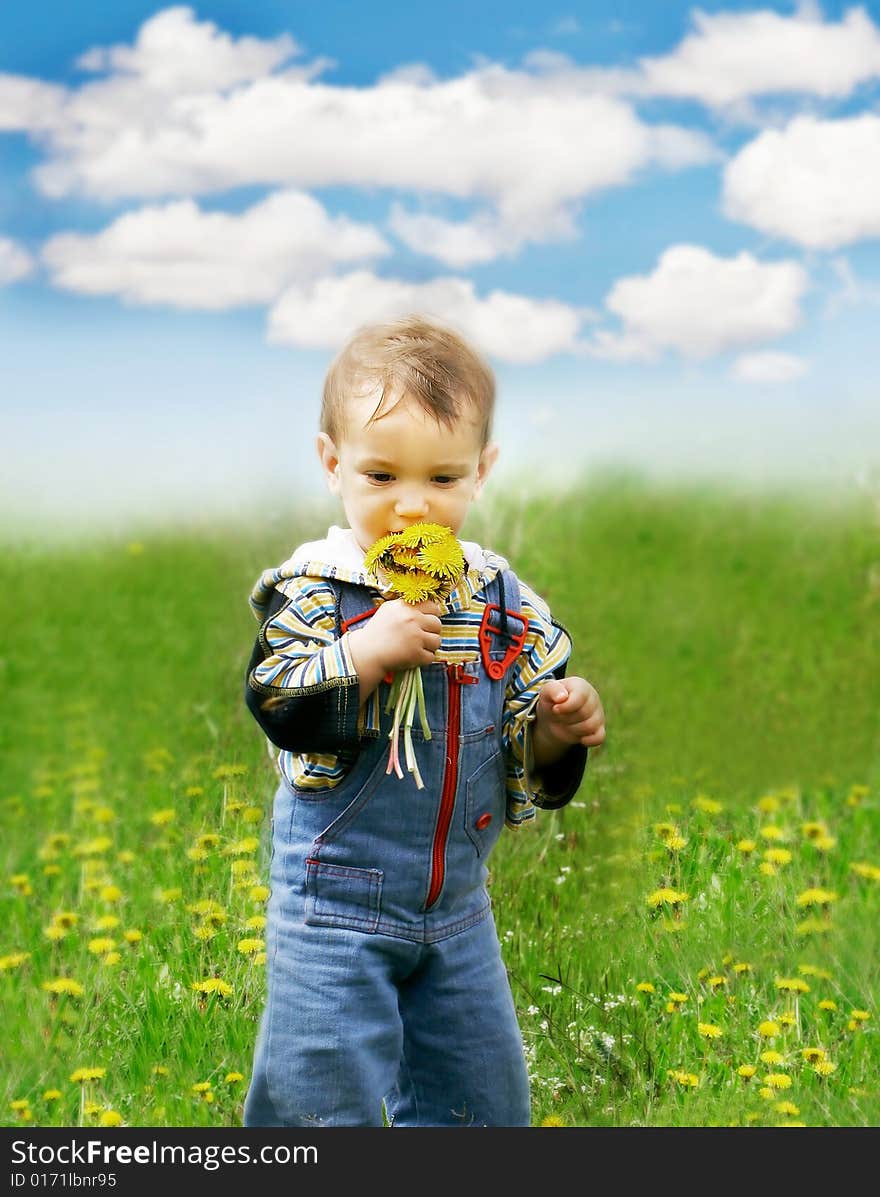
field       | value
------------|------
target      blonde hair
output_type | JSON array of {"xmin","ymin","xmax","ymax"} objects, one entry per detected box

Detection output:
[{"xmin": 321, "ymin": 315, "xmax": 495, "ymax": 446}]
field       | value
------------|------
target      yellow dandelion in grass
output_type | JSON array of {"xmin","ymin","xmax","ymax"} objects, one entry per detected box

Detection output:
[
  {"xmin": 776, "ymin": 977, "xmax": 810, "ymax": 994},
  {"xmin": 636, "ymin": 982, "xmax": 655, "ymax": 994},
  {"xmin": 736, "ymin": 839, "xmax": 757, "ymax": 855},
  {"xmin": 243, "ymin": 915, "xmax": 266, "ymax": 931},
  {"xmin": 763, "ymin": 1073, "xmax": 792, "ymax": 1090},
  {"xmin": 757, "ymin": 794, "xmax": 780, "ymax": 813},
  {"xmin": 850, "ymin": 862, "xmax": 880, "ymax": 882},
  {"xmin": 850, "ymin": 1009, "xmax": 871, "ymax": 1022},
  {"xmin": 796, "ymin": 916, "xmax": 833, "ymax": 936},
  {"xmin": 153, "ymin": 1066, "xmax": 169, "ymax": 1077},
  {"xmin": 41, "ymin": 978, "xmax": 85, "ymax": 997},
  {"xmin": 237, "ymin": 938, "xmax": 264, "ymax": 956},
  {"xmin": 83, "ymin": 1102, "xmax": 102, "ymax": 1118},
  {"xmin": 737, "ymin": 1065, "xmax": 757, "ymax": 1079},
  {"xmin": 92, "ymin": 915, "xmax": 120, "ymax": 931},
  {"xmin": 43, "ymin": 864, "xmax": 62, "ymax": 877},
  {"xmin": 813, "ymin": 1060, "xmax": 837, "ymax": 1077},
  {"xmin": 191, "ymin": 978, "xmax": 233, "ymax": 997},
  {"xmin": 157, "ymin": 887, "xmax": 182, "ymax": 903},
  {"xmin": 698, "ymin": 1022, "xmax": 723, "ymax": 1040},
  {"xmin": 691, "ymin": 795, "xmax": 723, "ymax": 815},
  {"xmin": 847, "ymin": 784, "xmax": 868, "ymax": 807},
  {"xmin": 759, "ymin": 862, "xmax": 777, "ymax": 877},
  {"xmin": 73, "ymin": 836, "xmax": 113, "ymax": 857},
  {"xmin": 224, "ymin": 837, "xmax": 260, "ymax": 857},
  {"xmin": 250, "ymin": 885, "xmax": 270, "ymax": 903},
  {"xmin": 103, "ymin": 951, "xmax": 121, "ymax": 966},
  {"xmin": 667, "ymin": 1070, "xmax": 700, "ymax": 1088},
  {"xmin": 195, "ymin": 834, "xmax": 221, "ymax": 850},
  {"xmin": 70, "ymin": 1067, "xmax": 106, "ymax": 1083},
  {"xmin": 646, "ymin": 887, "xmax": 689, "ymax": 909},
  {"xmin": 192, "ymin": 1081, "xmax": 212, "ymax": 1093},
  {"xmin": 666, "ymin": 992, "xmax": 689, "ymax": 1013},
  {"xmin": 0, "ymin": 952, "xmax": 31, "ymax": 971},
  {"xmin": 733, "ymin": 962, "xmax": 752, "ymax": 975},
  {"xmin": 194, "ymin": 925, "xmax": 217, "ymax": 942},
  {"xmin": 818, "ymin": 999, "xmax": 838, "ymax": 1012},
  {"xmin": 760, "ymin": 1050, "xmax": 786, "ymax": 1066},
  {"xmin": 185, "ymin": 785, "xmax": 205, "ymax": 798},
  {"xmin": 800, "ymin": 821, "xmax": 828, "ymax": 841},
  {"xmin": 99, "ymin": 1110, "xmax": 123, "ymax": 1126},
  {"xmin": 763, "ymin": 848, "xmax": 792, "ymax": 866},
  {"xmin": 798, "ymin": 964, "xmax": 832, "ymax": 980},
  {"xmin": 10, "ymin": 872, "xmax": 32, "ymax": 894},
  {"xmin": 43, "ymin": 1090, "xmax": 62, "ymax": 1101},
  {"xmin": 796, "ymin": 887, "xmax": 838, "ymax": 908},
  {"xmin": 665, "ymin": 834, "xmax": 688, "ymax": 852},
  {"xmin": 87, "ymin": 937, "xmax": 116, "ymax": 955},
  {"xmin": 149, "ymin": 808, "xmax": 176, "ymax": 827},
  {"xmin": 116, "ymin": 850, "xmax": 135, "ymax": 865},
  {"xmin": 759, "ymin": 825, "xmax": 787, "ymax": 842},
  {"xmin": 801, "ymin": 1047, "xmax": 827, "ymax": 1064},
  {"xmin": 123, "ymin": 929, "xmax": 142, "ymax": 945},
  {"xmin": 10, "ymin": 1099, "xmax": 31, "ymax": 1112},
  {"xmin": 226, "ymin": 798, "xmax": 246, "ymax": 814},
  {"xmin": 187, "ymin": 899, "xmax": 225, "ymax": 917},
  {"xmin": 44, "ymin": 924, "xmax": 66, "ymax": 942},
  {"xmin": 539, "ymin": 1114, "xmax": 566, "ymax": 1126},
  {"xmin": 776, "ymin": 1120, "xmax": 807, "ymax": 1127},
  {"xmin": 653, "ymin": 822, "xmax": 676, "ymax": 839},
  {"xmin": 213, "ymin": 763, "xmax": 247, "ymax": 780},
  {"xmin": 241, "ymin": 806, "xmax": 264, "ymax": 824},
  {"xmin": 225, "ymin": 1072, "xmax": 244, "ymax": 1084},
  {"xmin": 775, "ymin": 1101, "xmax": 800, "ymax": 1117},
  {"xmin": 758, "ymin": 1020, "xmax": 781, "ymax": 1038},
  {"xmin": 187, "ymin": 846, "xmax": 208, "ymax": 863},
  {"xmin": 779, "ymin": 1012, "xmax": 797, "ymax": 1028}
]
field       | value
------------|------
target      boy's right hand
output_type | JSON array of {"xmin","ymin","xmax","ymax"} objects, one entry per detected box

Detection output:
[{"xmin": 356, "ymin": 598, "xmax": 443, "ymax": 672}]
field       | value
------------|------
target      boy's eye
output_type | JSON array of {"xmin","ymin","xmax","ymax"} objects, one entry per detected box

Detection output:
[
  {"xmin": 366, "ymin": 472, "xmax": 393, "ymax": 483},
  {"xmin": 433, "ymin": 476, "xmax": 458, "ymax": 486}
]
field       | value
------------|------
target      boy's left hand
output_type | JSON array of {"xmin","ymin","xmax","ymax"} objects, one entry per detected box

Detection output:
[{"xmin": 536, "ymin": 676, "xmax": 606, "ymax": 748}]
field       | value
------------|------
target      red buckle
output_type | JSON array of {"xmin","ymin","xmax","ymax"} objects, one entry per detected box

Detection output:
[{"xmin": 478, "ymin": 604, "xmax": 528, "ymax": 679}]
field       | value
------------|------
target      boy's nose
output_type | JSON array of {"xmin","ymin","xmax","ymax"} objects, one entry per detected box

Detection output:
[{"xmin": 394, "ymin": 490, "xmax": 429, "ymax": 518}]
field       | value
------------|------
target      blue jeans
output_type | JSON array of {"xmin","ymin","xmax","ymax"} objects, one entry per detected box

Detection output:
[{"xmin": 243, "ymin": 652, "xmax": 532, "ymax": 1127}]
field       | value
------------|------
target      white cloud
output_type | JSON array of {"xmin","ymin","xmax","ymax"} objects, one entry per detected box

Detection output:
[
  {"xmin": 732, "ymin": 350, "xmax": 809, "ymax": 383},
  {"xmin": 0, "ymin": 73, "xmax": 66, "ymax": 131},
  {"xmin": 40, "ymin": 191, "xmax": 388, "ymax": 309},
  {"xmin": 267, "ymin": 270, "xmax": 584, "ymax": 362},
  {"xmin": 0, "ymin": 237, "xmax": 35, "ymax": 284},
  {"xmin": 7, "ymin": 6, "xmax": 712, "ymax": 250},
  {"xmin": 723, "ymin": 114, "xmax": 880, "ymax": 250},
  {"xmin": 75, "ymin": 5, "xmax": 301, "ymax": 93},
  {"xmin": 632, "ymin": 4, "xmax": 880, "ymax": 106},
  {"xmin": 589, "ymin": 244, "xmax": 809, "ymax": 361}
]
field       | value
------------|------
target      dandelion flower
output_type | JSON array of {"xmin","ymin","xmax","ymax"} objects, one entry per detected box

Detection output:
[
  {"xmin": 763, "ymin": 848, "xmax": 792, "ymax": 866},
  {"xmin": 759, "ymin": 825, "xmax": 786, "ymax": 842},
  {"xmin": 237, "ymin": 938, "xmax": 264, "ymax": 955},
  {"xmin": 123, "ymin": 929, "xmax": 142, "ymax": 945},
  {"xmin": 250, "ymin": 885, "xmax": 270, "ymax": 903},
  {"xmin": 813, "ymin": 1060, "xmax": 837, "ymax": 1077},
  {"xmin": 775, "ymin": 1101, "xmax": 800, "ymax": 1117},
  {"xmin": 225, "ymin": 1072, "xmax": 244, "ymax": 1084},
  {"xmin": 736, "ymin": 839, "xmax": 757, "ymax": 855},
  {"xmin": 636, "ymin": 982, "xmax": 655, "ymax": 994},
  {"xmin": 795, "ymin": 888, "xmax": 838, "ymax": 908},
  {"xmin": 849, "ymin": 1009, "xmax": 871, "ymax": 1023},
  {"xmin": 758, "ymin": 1020, "xmax": 781, "ymax": 1038},
  {"xmin": 850, "ymin": 862, "xmax": 880, "ymax": 881},
  {"xmin": 667, "ymin": 1070, "xmax": 700, "ymax": 1087},
  {"xmin": 737, "ymin": 1065, "xmax": 757, "ymax": 1079},
  {"xmin": 801, "ymin": 1047, "xmax": 826, "ymax": 1063},
  {"xmin": 646, "ymin": 887, "xmax": 689, "ymax": 909},
  {"xmin": 691, "ymin": 795, "xmax": 723, "ymax": 814},
  {"xmin": 87, "ymin": 937, "xmax": 116, "ymax": 955},
  {"xmin": 733, "ymin": 962, "xmax": 753, "ymax": 975},
  {"xmin": 69, "ymin": 1067, "xmax": 106, "ymax": 1083},
  {"xmin": 763, "ymin": 1073, "xmax": 792, "ymax": 1090},
  {"xmin": 760, "ymin": 1050, "xmax": 786, "ymax": 1066},
  {"xmin": 797, "ymin": 964, "xmax": 832, "ymax": 980},
  {"xmin": 191, "ymin": 978, "xmax": 233, "ymax": 997},
  {"xmin": 775, "ymin": 977, "xmax": 810, "ymax": 994},
  {"xmin": 43, "ymin": 1090, "xmax": 62, "ymax": 1101},
  {"xmin": 99, "ymin": 1110, "xmax": 123, "ymax": 1126},
  {"xmin": 698, "ymin": 1022, "xmax": 723, "ymax": 1039},
  {"xmin": 0, "ymin": 952, "xmax": 31, "ymax": 971},
  {"xmin": 757, "ymin": 795, "xmax": 780, "ymax": 813},
  {"xmin": 818, "ymin": 1000, "xmax": 837, "ymax": 1012},
  {"xmin": 41, "ymin": 978, "xmax": 85, "ymax": 997}
]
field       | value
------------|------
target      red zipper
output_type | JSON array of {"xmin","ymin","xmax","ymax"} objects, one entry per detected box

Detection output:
[{"xmin": 425, "ymin": 663, "xmax": 478, "ymax": 909}]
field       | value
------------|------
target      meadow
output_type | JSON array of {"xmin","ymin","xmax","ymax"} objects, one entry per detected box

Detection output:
[{"xmin": 1, "ymin": 474, "xmax": 878, "ymax": 1127}]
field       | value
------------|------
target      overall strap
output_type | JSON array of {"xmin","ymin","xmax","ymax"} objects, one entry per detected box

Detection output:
[
  {"xmin": 480, "ymin": 568, "xmax": 528, "ymax": 680},
  {"xmin": 333, "ymin": 577, "xmax": 382, "ymax": 637}
]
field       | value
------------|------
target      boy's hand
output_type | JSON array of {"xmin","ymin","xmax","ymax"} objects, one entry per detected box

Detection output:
[
  {"xmin": 534, "ymin": 676, "xmax": 606, "ymax": 750},
  {"xmin": 355, "ymin": 598, "xmax": 443, "ymax": 673}
]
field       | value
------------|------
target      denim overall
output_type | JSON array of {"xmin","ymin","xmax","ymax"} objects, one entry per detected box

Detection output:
[{"xmin": 243, "ymin": 570, "xmax": 533, "ymax": 1127}]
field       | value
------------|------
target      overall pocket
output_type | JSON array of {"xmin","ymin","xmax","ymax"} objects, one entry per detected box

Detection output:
[
  {"xmin": 304, "ymin": 858, "xmax": 383, "ymax": 933},
  {"xmin": 464, "ymin": 749, "xmax": 506, "ymax": 857}
]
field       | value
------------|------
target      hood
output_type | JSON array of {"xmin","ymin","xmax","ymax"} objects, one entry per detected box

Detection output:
[{"xmin": 249, "ymin": 524, "xmax": 509, "ymax": 622}]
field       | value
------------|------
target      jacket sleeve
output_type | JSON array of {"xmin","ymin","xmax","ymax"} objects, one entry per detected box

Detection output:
[
  {"xmin": 244, "ymin": 578, "xmax": 363, "ymax": 754},
  {"xmin": 501, "ymin": 582, "xmax": 588, "ymax": 820}
]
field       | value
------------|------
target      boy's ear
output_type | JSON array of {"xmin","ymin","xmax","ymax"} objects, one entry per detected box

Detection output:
[
  {"xmin": 473, "ymin": 440, "xmax": 500, "ymax": 499},
  {"xmin": 316, "ymin": 432, "xmax": 342, "ymax": 496}
]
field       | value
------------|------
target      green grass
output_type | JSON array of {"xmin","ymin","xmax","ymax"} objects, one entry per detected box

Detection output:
[{"xmin": 1, "ymin": 475, "xmax": 878, "ymax": 1126}]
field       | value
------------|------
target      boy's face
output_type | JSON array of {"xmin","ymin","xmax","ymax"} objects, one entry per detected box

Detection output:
[{"xmin": 317, "ymin": 389, "xmax": 498, "ymax": 554}]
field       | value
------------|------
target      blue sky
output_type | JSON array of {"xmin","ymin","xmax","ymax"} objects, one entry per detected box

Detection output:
[{"xmin": 2, "ymin": 0, "xmax": 880, "ymax": 536}]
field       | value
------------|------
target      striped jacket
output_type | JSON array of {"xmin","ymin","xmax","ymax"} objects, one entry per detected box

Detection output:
[{"xmin": 244, "ymin": 525, "xmax": 587, "ymax": 828}]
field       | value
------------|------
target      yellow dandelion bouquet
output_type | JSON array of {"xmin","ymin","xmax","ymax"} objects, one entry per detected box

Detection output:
[{"xmin": 363, "ymin": 522, "xmax": 466, "ymax": 788}]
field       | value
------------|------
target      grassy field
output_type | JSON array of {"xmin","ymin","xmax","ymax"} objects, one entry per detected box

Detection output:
[{"xmin": 1, "ymin": 475, "xmax": 878, "ymax": 1127}]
